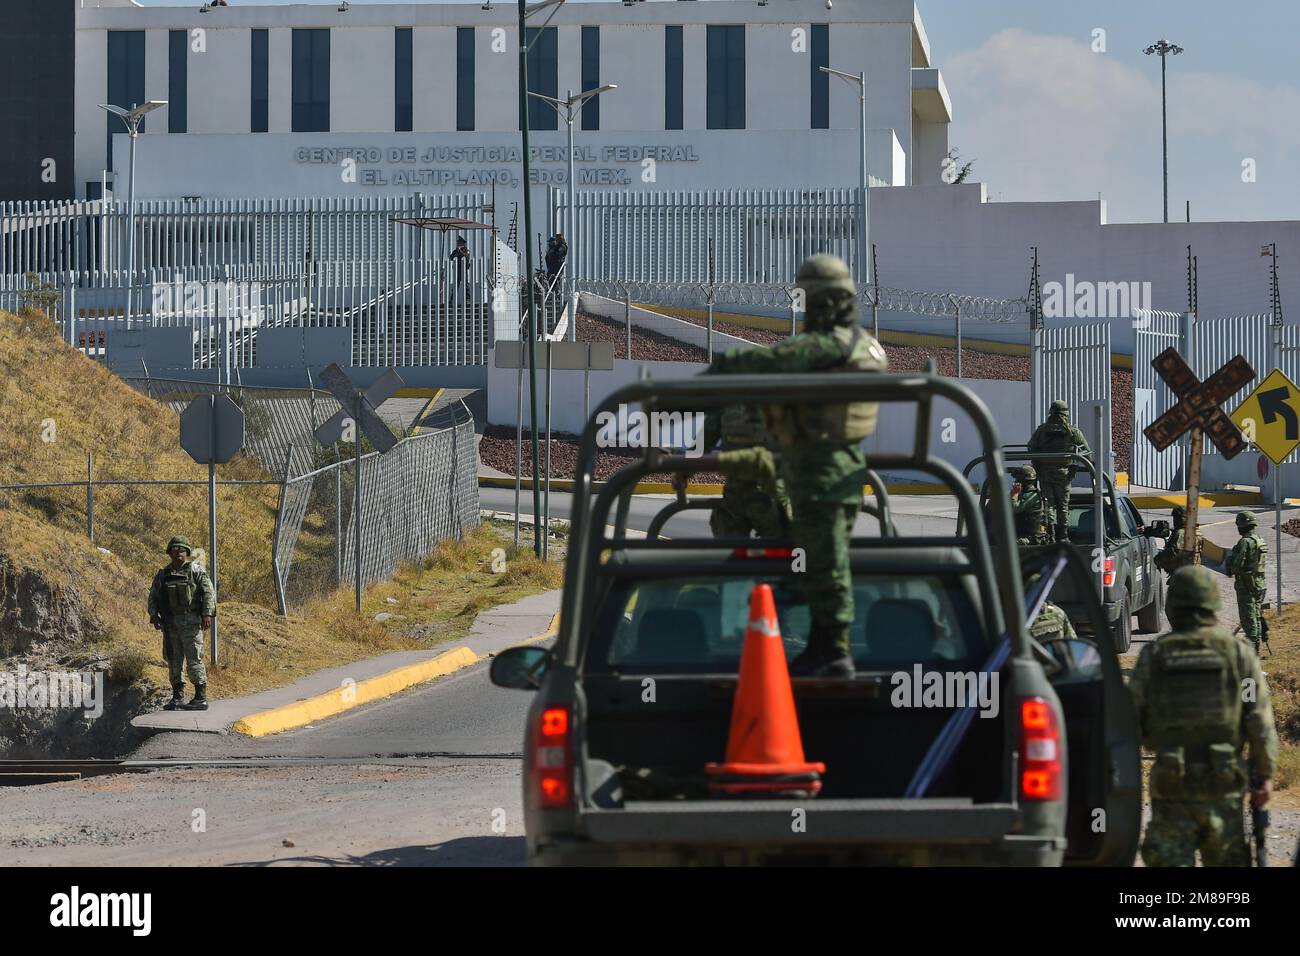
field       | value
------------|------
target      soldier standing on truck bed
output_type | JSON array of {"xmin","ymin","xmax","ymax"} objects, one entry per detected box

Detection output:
[
  {"xmin": 1226, "ymin": 511, "xmax": 1268, "ymax": 656},
  {"xmin": 1010, "ymin": 464, "xmax": 1050, "ymax": 545},
  {"xmin": 706, "ymin": 254, "xmax": 887, "ymax": 678},
  {"xmin": 682, "ymin": 404, "xmax": 792, "ymax": 539},
  {"xmin": 1129, "ymin": 565, "xmax": 1278, "ymax": 867},
  {"xmin": 1027, "ymin": 399, "xmax": 1091, "ymax": 543},
  {"xmin": 148, "ymin": 536, "xmax": 216, "ymax": 711}
]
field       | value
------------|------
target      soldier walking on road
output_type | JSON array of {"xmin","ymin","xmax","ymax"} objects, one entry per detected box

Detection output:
[
  {"xmin": 1226, "ymin": 512, "xmax": 1268, "ymax": 655},
  {"xmin": 1027, "ymin": 400, "xmax": 1091, "ymax": 542},
  {"xmin": 148, "ymin": 536, "xmax": 216, "ymax": 711},
  {"xmin": 1129, "ymin": 566, "xmax": 1278, "ymax": 867},
  {"xmin": 707, "ymin": 254, "xmax": 887, "ymax": 678}
]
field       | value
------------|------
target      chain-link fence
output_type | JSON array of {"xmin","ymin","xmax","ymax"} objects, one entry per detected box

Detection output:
[
  {"xmin": 271, "ymin": 402, "xmax": 479, "ymax": 610},
  {"xmin": 0, "ymin": 402, "xmax": 479, "ymax": 614}
]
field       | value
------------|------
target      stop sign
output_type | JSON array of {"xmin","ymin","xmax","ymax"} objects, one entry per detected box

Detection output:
[{"xmin": 180, "ymin": 394, "xmax": 245, "ymax": 465}]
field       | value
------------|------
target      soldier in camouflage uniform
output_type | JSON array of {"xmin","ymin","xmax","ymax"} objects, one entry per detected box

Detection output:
[
  {"xmin": 1129, "ymin": 565, "xmax": 1278, "ymax": 866},
  {"xmin": 700, "ymin": 404, "xmax": 792, "ymax": 539},
  {"xmin": 1010, "ymin": 464, "xmax": 1050, "ymax": 546},
  {"xmin": 1225, "ymin": 512, "xmax": 1268, "ymax": 655},
  {"xmin": 1027, "ymin": 400, "xmax": 1092, "ymax": 543},
  {"xmin": 148, "ymin": 535, "xmax": 216, "ymax": 711},
  {"xmin": 1154, "ymin": 505, "xmax": 1203, "ymax": 579},
  {"xmin": 707, "ymin": 254, "xmax": 887, "ymax": 678}
]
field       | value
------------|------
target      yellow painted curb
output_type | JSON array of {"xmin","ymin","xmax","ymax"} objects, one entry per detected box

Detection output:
[
  {"xmin": 1129, "ymin": 492, "xmax": 1263, "ymax": 509},
  {"xmin": 394, "ymin": 387, "xmax": 443, "ymax": 399},
  {"xmin": 232, "ymin": 645, "xmax": 479, "ymax": 737},
  {"xmin": 522, "ymin": 612, "xmax": 561, "ymax": 645},
  {"xmin": 478, "ymin": 475, "xmax": 958, "ymax": 496}
]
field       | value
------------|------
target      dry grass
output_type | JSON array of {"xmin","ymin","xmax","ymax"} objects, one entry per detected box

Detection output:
[
  {"xmin": 0, "ymin": 310, "xmax": 564, "ymax": 701},
  {"xmin": 1261, "ymin": 605, "xmax": 1300, "ymax": 793}
]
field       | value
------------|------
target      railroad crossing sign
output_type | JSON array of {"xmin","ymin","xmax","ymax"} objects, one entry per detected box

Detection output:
[
  {"xmin": 314, "ymin": 364, "xmax": 404, "ymax": 453},
  {"xmin": 1143, "ymin": 347, "xmax": 1255, "ymax": 564},
  {"xmin": 1229, "ymin": 368, "xmax": 1300, "ymax": 466},
  {"xmin": 179, "ymin": 393, "xmax": 245, "ymax": 465},
  {"xmin": 1143, "ymin": 349, "xmax": 1254, "ymax": 459}
]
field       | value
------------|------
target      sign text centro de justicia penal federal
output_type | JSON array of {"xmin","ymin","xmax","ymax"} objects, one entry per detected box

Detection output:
[{"xmin": 295, "ymin": 143, "xmax": 701, "ymax": 188}]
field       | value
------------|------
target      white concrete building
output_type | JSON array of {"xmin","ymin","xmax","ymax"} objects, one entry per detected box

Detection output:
[{"xmin": 74, "ymin": 0, "xmax": 949, "ymax": 208}]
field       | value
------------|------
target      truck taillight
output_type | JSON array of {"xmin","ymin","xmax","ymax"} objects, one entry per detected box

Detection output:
[
  {"xmin": 1019, "ymin": 697, "xmax": 1062, "ymax": 802},
  {"xmin": 1102, "ymin": 557, "xmax": 1115, "ymax": 588},
  {"xmin": 533, "ymin": 705, "xmax": 573, "ymax": 810},
  {"xmin": 732, "ymin": 547, "xmax": 795, "ymax": 559}
]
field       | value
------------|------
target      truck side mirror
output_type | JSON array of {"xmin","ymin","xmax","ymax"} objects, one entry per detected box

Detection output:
[{"xmin": 490, "ymin": 645, "xmax": 552, "ymax": 691}]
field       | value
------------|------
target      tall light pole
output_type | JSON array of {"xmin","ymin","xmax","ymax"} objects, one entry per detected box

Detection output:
[
  {"xmin": 99, "ymin": 101, "xmax": 166, "ymax": 325},
  {"xmin": 819, "ymin": 67, "xmax": 869, "ymax": 286},
  {"xmin": 1143, "ymin": 39, "xmax": 1182, "ymax": 224},
  {"xmin": 517, "ymin": 0, "xmax": 564, "ymax": 557},
  {"xmin": 528, "ymin": 84, "xmax": 618, "ymax": 341}
]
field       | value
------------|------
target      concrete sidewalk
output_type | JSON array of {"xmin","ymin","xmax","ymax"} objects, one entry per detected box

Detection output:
[{"xmin": 131, "ymin": 589, "xmax": 560, "ymax": 736}]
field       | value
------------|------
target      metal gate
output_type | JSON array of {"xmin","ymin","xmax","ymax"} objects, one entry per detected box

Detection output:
[
  {"xmin": 1131, "ymin": 311, "xmax": 1185, "ymax": 489},
  {"xmin": 1031, "ymin": 319, "xmax": 1111, "ymax": 460}
]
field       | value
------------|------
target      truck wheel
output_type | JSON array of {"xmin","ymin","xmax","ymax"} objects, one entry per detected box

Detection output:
[
  {"xmin": 1137, "ymin": 578, "xmax": 1164, "ymax": 634},
  {"xmin": 1112, "ymin": 592, "xmax": 1133, "ymax": 654}
]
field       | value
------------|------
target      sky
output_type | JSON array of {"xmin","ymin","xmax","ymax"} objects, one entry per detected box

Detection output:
[{"xmin": 132, "ymin": 0, "xmax": 1300, "ymax": 224}]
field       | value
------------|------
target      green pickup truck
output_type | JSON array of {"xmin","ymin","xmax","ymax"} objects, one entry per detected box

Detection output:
[{"xmin": 491, "ymin": 373, "xmax": 1140, "ymax": 866}]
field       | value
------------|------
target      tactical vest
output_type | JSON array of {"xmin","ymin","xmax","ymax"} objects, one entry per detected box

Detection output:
[
  {"xmin": 719, "ymin": 403, "xmax": 769, "ymax": 449},
  {"xmin": 160, "ymin": 563, "xmax": 202, "ymax": 618},
  {"xmin": 1013, "ymin": 488, "xmax": 1046, "ymax": 541},
  {"xmin": 1232, "ymin": 533, "xmax": 1267, "ymax": 590},
  {"xmin": 1145, "ymin": 627, "xmax": 1246, "ymax": 798},
  {"xmin": 766, "ymin": 325, "xmax": 887, "ymax": 447},
  {"xmin": 1030, "ymin": 420, "xmax": 1080, "ymax": 481}
]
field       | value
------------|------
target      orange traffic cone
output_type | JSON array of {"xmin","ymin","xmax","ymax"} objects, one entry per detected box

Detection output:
[{"xmin": 705, "ymin": 584, "xmax": 825, "ymax": 797}]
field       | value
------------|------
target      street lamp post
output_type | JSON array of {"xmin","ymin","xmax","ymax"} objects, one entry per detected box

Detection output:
[
  {"xmin": 528, "ymin": 84, "xmax": 618, "ymax": 341},
  {"xmin": 819, "ymin": 67, "xmax": 869, "ymax": 286},
  {"xmin": 517, "ymin": 0, "xmax": 564, "ymax": 557},
  {"xmin": 98, "ymin": 101, "xmax": 167, "ymax": 326},
  {"xmin": 1143, "ymin": 39, "xmax": 1183, "ymax": 224}
]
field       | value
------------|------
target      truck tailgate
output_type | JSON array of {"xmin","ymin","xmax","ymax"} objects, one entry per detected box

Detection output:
[{"xmin": 579, "ymin": 799, "xmax": 1020, "ymax": 845}]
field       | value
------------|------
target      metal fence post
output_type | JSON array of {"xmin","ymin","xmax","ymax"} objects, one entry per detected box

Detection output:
[
  {"xmin": 335, "ymin": 445, "xmax": 343, "ymax": 587},
  {"xmin": 950, "ymin": 296, "xmax": 963, "ymax": 378},
  {"xmin": 86, "ymin": 451, "xmax": 94, "ymax": 543},
  {"xmin": 270, "ymin": 444, "xmax": 294, "ymax": 616},
  {"xmin": 623, "ymin": 283, "xmax": 632, "ymax": 360}
]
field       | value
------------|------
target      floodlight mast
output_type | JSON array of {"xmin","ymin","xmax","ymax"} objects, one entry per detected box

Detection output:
[{"xmin": 98, "ymin": 100, "xmax": 166, "ymax": 325}]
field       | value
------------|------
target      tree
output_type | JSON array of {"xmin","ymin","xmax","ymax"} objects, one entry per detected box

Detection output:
[{"xmin": 943, "ymin": 148, "xmax": 975, "ymax": 185}]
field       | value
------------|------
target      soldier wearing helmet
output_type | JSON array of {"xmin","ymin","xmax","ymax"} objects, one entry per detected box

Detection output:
[
  {"xmin": 706, "ymin": 254, "xmax": 887, "ymax": 678},
  {"xmin": 1225, "ymin": 511, "xmax": 1268, "ymax": 655},
  {"xmin": 1009, "ymin": 464, "xmax": 1049, "ymax": 545},
  {"xmin": 148, "ymin": 535, "xmax": 216, "ymax": 711},
  {"xmin": 1154, "ymin": 503, "xmax": 1203, "ymax": 579},
  {"xmin": 1129, "ymin": 565, "xmax": 1278, "ymax": 866},
  {"xmin": 1027, "ymin": 399, "xmax": 1092, "ymax": 542}
]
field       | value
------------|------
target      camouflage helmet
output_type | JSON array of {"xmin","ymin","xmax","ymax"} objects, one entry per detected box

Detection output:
[
  {"xmin": 1236, "ymin": 511, "xmax": 1258, "ymax": 531},
  {"xmin": 1049, "ymin": 399, "xmax": 1069, "ymax": 416},
  {"xmin": 1166, "ymin": 565, "xmax": 1221, "ymax": 614},
  {"xmin": 1011, "ymin": 464, "xmax": 1037, "ymax": 482},
  {"xmin": 796, "ymin": 254, "xmax": 857, "ymax": 327},
  {"xmin": 166, "ymin": 535, "xmax": 192, "ymax": 554},
  {"xmin": 1171, "ymin": 504, "xmax": 1186, "ymax": 520}
]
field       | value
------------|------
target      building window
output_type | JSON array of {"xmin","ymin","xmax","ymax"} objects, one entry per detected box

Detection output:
[
  {"xmin": 521, "ymin": 26, "xmax": 557, "ymax": 131},
  {"xmin": 665, "ymin": 25, "xmax": 683, "ymax": 130},
  {"xmin": 251, "ymin": 29, "xmax": 268, "ymax": 133},
  {"xmin": 292, "ymin": 28, "xmax": 330, "ymax": 133},
  {"xmin": 581, "ymin": 26, "xmax": 600, "ymax": 131},
  {"xmin": 106, "ymin": 30, "xmax": 145, "ymax": 171},
  {"xmin": 810, "ymin": 24, "xmax": 829, "ymax": 130},
  {"xmin": 395, "ymin": 28, "xmax": 413, "ymax": 132},
  {"xmin": 706, "ymin": 25, "xmax": 745, "ymax": 130},
  {"xmin": 168, "ymin": 30, "xmax": 187, "ymax": 134},
  {"xmin": 457, "ymin": 27, "xmax": 475, "ymax": 132}
]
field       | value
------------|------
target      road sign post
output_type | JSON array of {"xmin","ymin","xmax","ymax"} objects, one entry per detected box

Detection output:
[
  {"xmin": 314, "ymin": 364, "xmax": 404, "ymax": 613},
  {"xmin": 1230, "ymin": 366, "xmax": 1300, "ymax": 613},
  {"xmin": 179, "ymin": 393, "xmax": 246, "ymax": 666},
  {"xmin": 1143, "ymin": 348, "xmax": 1255, "ymax": 566}
]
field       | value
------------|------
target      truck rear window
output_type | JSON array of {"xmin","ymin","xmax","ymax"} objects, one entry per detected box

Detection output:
[{"xmin": 586, "ymin": 574, "xmax": 986, "ymax": 674}]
